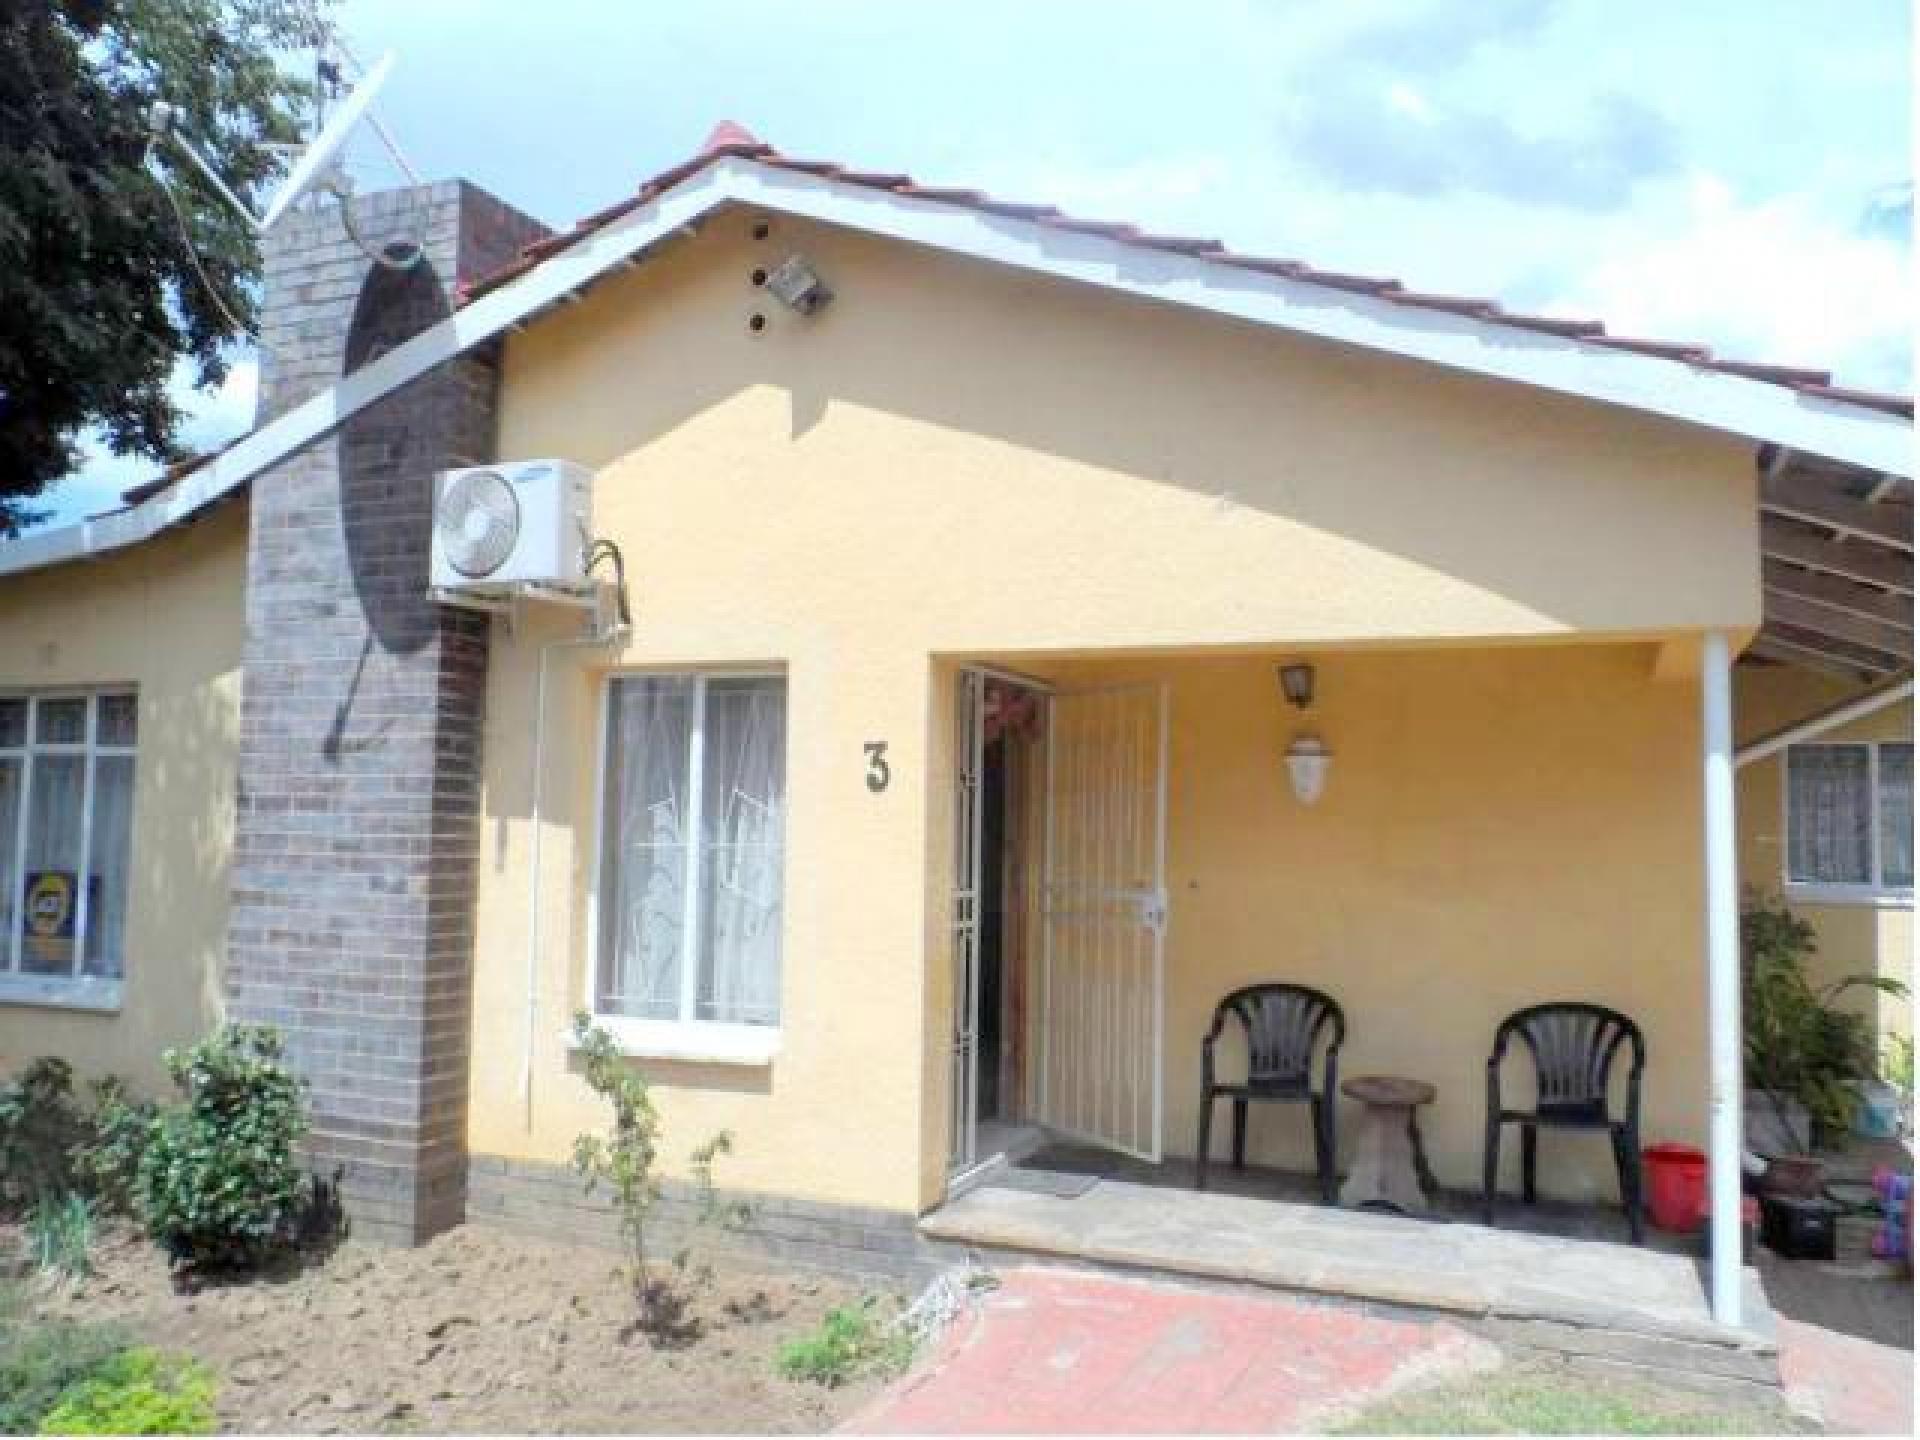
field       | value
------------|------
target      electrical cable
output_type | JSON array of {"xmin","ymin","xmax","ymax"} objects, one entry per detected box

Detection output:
[{"xmin": 584, "ymin": 538, "xmax": 633, "ymax": 625}]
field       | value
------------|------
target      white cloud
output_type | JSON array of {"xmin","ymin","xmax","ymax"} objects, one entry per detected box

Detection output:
[{"xmin": 1551, "ymin": 174, "xmax": 1913, "ymax": 390}]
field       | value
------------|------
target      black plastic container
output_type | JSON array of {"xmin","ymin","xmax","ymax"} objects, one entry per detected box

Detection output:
[{"xmin": 1760, "ymin": 1193, "xmax": 1839, "ymax": 1261}]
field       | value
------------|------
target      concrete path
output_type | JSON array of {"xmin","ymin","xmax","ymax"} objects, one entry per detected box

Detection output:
[
  {"xmin": 924, "ymin": 1176, "xmax": 1774, "ymax": 1351},
  {"xmin": 1777, "ymin": 1316, "xmax": 1915, "ymax": 1436},
  {"xmin": 844, "ymin": 1267, "xmax": 1496, "ymax": 1434}
]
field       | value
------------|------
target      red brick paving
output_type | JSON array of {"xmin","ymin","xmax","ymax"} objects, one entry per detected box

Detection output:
[
  {"xmin": 1776, "ymin": 1315, "xmax": 1915, "ymax": 1436},
  {"xmin": 844, "ymin": 1267, "xmax": 1491, "ymax": 1435}
]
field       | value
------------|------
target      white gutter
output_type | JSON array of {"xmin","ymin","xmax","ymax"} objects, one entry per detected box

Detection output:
[
  {"xmin": 1735, "ymin": 677, "xmax": 1915, "ymax": 768},
  {"xmin": 3, "ymin": 154, "xmax": 1910, "ymax": 582}
]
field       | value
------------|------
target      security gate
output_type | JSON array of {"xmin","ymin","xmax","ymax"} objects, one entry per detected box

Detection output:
[
  {"xmin": 1037, "ymin": 682, "xmax": 1168, "ymax": 1161},
  {"xmin": 948, "ymin": 668, "xmax": 988, "ymax": 1175}
]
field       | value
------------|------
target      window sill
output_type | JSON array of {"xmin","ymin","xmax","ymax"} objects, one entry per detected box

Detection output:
[
  {"xmin": 0, "ymin": 973, "xmax": 123, "ymax": 1014},
  {"xmin": 1784, "ymin": 883, "xmax": 1914, "ymax": 910},
  {"xmin": 568, "ymin": 1016, "xmax": 780, "ymax": 1066}
]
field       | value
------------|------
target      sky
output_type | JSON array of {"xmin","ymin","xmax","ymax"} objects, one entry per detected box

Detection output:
[{"xmin": 44, "ymin": 0, "xmax": 1914, "ymax": 527}]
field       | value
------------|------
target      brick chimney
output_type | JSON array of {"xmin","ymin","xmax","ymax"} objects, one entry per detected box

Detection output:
[{"xmin": 227, "ymin": 183, "xmax": 549, "ymax": 1243}]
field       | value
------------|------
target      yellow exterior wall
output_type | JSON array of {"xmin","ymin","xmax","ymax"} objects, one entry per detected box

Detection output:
[
  {"xmin": 475, "ymin": 210, "xmax": 1760, "ymax": 1216},
  {"xmin": 967, "ymin": 645, "xmax": 1708, "ymax": 1202},
  {"xmin": 0, "ymin": 504, "xmax": 246, "ymax": 1093},
  {"xmin": 1735, "ymin": 664, "xmax": 1913, "ymax": 1043}
]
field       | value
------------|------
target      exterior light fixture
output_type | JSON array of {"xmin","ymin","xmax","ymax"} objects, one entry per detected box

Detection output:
[
  {"xmin": 1279, "ymin": 662, "xmax": 1315, "ymax": 710},
  {"xmin": 1286, "ymin": 734, "xmax": 1332, "ymax": 805},
  {"xmin": 763, "ymin": 254, "xmax": 833, "ymax": 315}
]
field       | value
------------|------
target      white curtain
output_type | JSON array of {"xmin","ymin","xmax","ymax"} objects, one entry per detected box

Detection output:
[
  {"xmin": 1787, "ymin": 745, "xmax": 1871, "ymax": 884},
  {"xmin": 84, "ymin": 754, "xmax": 134, "ymax": 979},
  {"xmin": 0, "ymin": 757, "xmax": 19, "ymax": 957},
  {"xmin": 1880, "ymin": 744, "xmax": 1913, "ymax": 888},
  {"xmin": 22, "ymin": 754, "xmax": 84, "ymax": 975},
  {"xmin": 698, "ymin": 679, "xmax": 786, "ymax": 1026},
  {"xmin": 598, "ymin": 677, "xmax": 694, "ymax": 1019}
]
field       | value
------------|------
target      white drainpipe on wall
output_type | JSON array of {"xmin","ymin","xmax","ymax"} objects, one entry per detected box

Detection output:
[
  {"xmin": 1701, "ymin": 632, "xmax": 1743, "ymax": 1328},
  {"xmin": 521, "ymin": 608, "xmax": 627, "ymax": 1125}
]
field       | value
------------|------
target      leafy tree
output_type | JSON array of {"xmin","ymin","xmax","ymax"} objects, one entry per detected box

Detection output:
[{"xmin": 0, "ymin": 0, "xmax": 330, "ymax": 533}]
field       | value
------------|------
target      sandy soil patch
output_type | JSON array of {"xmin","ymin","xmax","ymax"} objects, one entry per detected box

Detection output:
[{"xmin": 11, "ymin": 1221, "xmax": 898, "ymax": 1435}]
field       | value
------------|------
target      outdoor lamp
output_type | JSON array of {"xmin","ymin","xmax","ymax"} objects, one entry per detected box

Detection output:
[
  {"xmin": 1286, "ymin": 733, "xmax": 1332, "ymax": 805},
  {"xmin": 1278, "ymin": 662, "xmax": 1315, "ymax": 710}
]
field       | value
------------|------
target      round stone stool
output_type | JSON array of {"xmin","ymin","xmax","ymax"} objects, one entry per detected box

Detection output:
[{"xmin": 1339, "ymin": 1075, "xmax": 1437, "ymax": 1214}]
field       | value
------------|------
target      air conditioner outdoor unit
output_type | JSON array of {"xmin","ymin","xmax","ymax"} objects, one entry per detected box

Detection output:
[{"xmin": 431, "ymin": 459, "xmax": 593, "ymax": 597}]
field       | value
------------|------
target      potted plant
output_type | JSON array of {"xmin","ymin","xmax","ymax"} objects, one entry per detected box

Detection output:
[{"xmin": 1741, "ymin": 893, "xmax": 1907, "ymax": 1191}]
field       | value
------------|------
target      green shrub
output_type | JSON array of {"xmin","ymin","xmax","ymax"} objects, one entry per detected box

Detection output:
[
  {"xmin": 0, "ymin": 1061, "xmax": 88, "ymax": 1209},
  {"xmin": 35, "ymin": 1348, "xmax": 216, "ymax": 1436},
  {"xmin": 138, "ymin": 1025, "xmax": 308, "ymax": 1274},
  {"xmin": 0, "ymin": 1292, "xmax": 130, "ymax": 1436},
  {"xmin": 74, "ymin": 1080, "xmax": 155, "ymax": 1218},
  {"xmin": 1743, "ymin": 892, "xmax": 1908, "ymax": 1147},
  {"xmin": 25, "ymin": 1193, "xmax": 93, "ymax": 1281},
  {"xmin": 776, "ymin": 1298, "xmax": 913, "ymax": 1387}
]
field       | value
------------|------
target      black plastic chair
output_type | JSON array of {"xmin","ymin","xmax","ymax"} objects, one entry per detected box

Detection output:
[
  {"xmin": 1483, "ymin": 1002, "xmax": 1646, "ymax": 1243},
  {"xmin": 1196, "ymin": 984, "xmax": 1344, "ymax": 1203}
]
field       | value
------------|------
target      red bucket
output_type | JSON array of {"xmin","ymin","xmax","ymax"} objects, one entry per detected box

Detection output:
[{"xmin": 1643, "ymin": 1143, "xmax": 1709, "ymax": 1233}]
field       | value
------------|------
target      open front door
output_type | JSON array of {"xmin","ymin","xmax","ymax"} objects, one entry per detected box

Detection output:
[{"xmin": 1037, "ymin": 683, "xmax": 1167, "ymax": 1160}]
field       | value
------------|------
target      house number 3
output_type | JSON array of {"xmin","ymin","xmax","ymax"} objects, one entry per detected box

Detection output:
[{"xmin": 864, "ymin": 742, "xmax": 891, "ymax": 792}]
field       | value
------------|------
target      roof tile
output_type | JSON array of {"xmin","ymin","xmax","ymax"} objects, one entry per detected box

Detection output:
[{"xmin": 452, "ymin": 124, "xmax": 1912, "ymax": 420}]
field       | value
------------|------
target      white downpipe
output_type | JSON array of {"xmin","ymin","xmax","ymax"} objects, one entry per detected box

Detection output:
[
  {"xmin": 521, "ymin": 614, "xmax": 625, "ymax": 1124},
  {"xmin": 1702, "ymin": 632, "xmax": 1743, "ymax": 1328}
]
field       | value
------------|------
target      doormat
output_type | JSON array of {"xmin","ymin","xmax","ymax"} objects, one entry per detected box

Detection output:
[{"xmin": 988, "ymin": 1169, "xmax": 1101, "ymax": 1199}]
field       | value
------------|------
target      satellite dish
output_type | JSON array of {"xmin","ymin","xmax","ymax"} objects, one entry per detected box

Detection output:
[
  {"xmin": 260, "ymin": 51, "xmax": 394, "ymax": 230},
  {"xmin": 147, "ymin": 43, "xmax": 425, "ymax": 270}
]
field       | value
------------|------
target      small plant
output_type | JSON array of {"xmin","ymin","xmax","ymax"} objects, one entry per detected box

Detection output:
[
  {"xmin": 569, "ymin": 1012, "xmax": 741, "ymax": 1343},
  {"xmin": 25, "ymin": 1193, "xmax": 93, "ymax": 1281},
  {"xmin": 137, "ymin": 1025, "xmax": 309, "ymax": 1274},
  {"xmin": 74, "ymin": 1079, "xmax": 155, "ymax": 1218},
  {"xmin": 0, "ymin": 1291, "xmax": 130, "ymax": 1436},
  {"xmin": 1743, "ymin": 892, "xmax": 1908, "ymax": 1150},
  {"xmin": 0, "ymin": 1060, "xmax": 89, "ymax": 1209},
  {"xmin": 34, "ymin": 1348, "xmax": 217, "ymax": 1436},
  {"xmin": 776, "ymin": 1298, "xmax": 914, "ymax": 1388}
]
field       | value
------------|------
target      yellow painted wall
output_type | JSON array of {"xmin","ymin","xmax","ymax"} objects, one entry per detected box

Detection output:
[
  {"xmin": 960, "ymin": 645, "xmax": 1708, "ymax": 1202},
  {"xmin": 0, "ymin": 505, "xmax": 246, "ymax": 1093},
  {"xmin": 1735, "ymin": 664, "xmax": 1913, "ymax": 1042},
  {"xmin": 475, "ymin": 209, "xmax": 1760, "ymax": 1216}
]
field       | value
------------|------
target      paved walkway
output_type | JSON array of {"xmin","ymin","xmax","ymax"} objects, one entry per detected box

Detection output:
[
  {"xmin": 1776, "ymin": 1315, "xmax": 1914, "ymax": 1435},
  {"xmin": 844, "ymin": 1267, "xmax": 1496, "ymax": 1434}
]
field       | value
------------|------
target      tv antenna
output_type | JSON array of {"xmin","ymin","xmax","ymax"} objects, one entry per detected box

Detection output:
[{"xmin": 146, "ymin": 40, "xmax": 429, "ymax": 274}]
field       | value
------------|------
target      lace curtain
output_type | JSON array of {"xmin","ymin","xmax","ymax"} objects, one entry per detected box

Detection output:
[
  {"xmin": 598, "ymin": 675, "xmax": 786, "ymax": 1026},
  {"xmin": 1787, "ymin": 743, "xmax": 1912, "ymax": 889}
]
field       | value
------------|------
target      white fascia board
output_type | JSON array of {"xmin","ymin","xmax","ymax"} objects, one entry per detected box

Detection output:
[
  {"xmin": 3, "ymin": 154, "xmax": 1909, "ymax": 581},
  {"xmin": 0, "ymin": 165, "xmax": 732, "ymax": 581},
  {"xmin": 724, "ymin": 161, "xmax": 1911, "ymax": 477}
]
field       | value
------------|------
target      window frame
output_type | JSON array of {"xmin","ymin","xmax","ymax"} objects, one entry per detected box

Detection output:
[
  {"xmin": 582, "ymin": 667, "xmax": 788, "ymax": 1065},
  {"xmin": 0, "ymin": 688, "xmax": 138, "ymax": 1012},
  {"xmin": 1781, "ymin": 739, "xmax": 1914, "ymax": 907}
]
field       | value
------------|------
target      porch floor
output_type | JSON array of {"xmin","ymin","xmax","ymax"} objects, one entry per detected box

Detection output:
[{"xmin": 921, "ymin": 1146, "xmax": 1777, "ymax": 1363}]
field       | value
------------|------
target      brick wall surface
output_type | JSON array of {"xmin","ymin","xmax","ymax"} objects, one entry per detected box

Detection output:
[{"xmin": 227, "ymin": 183, "xmax": 549, "ymax": 1244}]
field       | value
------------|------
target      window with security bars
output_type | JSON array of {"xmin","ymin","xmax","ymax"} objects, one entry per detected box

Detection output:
[
  {"xmin": 1785, "ymin": 741, "xmax": 1913, "ymax": 896},
  {"xmin": 595, "ymin": 674, "xmax": 787, "ymax": 1028},
  {"xmin": 0, "ymin": 692, "xmax": 138, "ymax": 994}
]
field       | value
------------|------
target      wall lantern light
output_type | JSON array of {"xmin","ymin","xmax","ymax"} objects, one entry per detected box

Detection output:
[
  {"xmin": 1279, "ymin": 662, "xmax": 1315, "ymax": 710},
  {"xmin": 1286, "ymin": 733, "xmax": 1332, "ymax": 805},
  {"xmin": 1278, "ymin": 662, "xmax": 1328, "ymax": 803}
]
